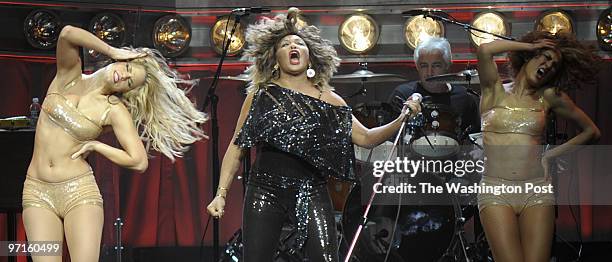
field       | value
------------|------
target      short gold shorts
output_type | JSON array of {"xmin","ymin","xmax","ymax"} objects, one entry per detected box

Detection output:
[
  {"xmin": 477, "ymin": 175, "xmax": 555, "ymax": 215},
  {"xmin": 22, "ymin": 171, "xmax": 103, "ymax": 218}
]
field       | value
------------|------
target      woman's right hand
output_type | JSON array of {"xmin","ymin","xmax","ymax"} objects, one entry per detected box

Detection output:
[
  {"xmin": 530, "ymin": 39, "xmax": 556, "ymax": 51},
  {"xmin": 207, "ymin": 196, "xmax": 226, "ymax": 219},
  {"xmin": 110, "ymin": 47, "xmax": 146, "ymax": 61}
]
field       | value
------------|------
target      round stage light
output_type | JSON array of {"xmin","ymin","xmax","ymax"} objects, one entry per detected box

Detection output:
[
  {"xmin": 535, "ymin": 10, "xmax": 574, "ymax": 35},
  {"xmin": 152, "ymin": 15, "xmax": 191, "ymax": 57},
  {"xmin": 23, "ymin": 9, "xmax": 61, "ymax": 49},
  {"xmin": 470, "ymin": 12, "xmax": 509, "ymax": 47},
  {"xmin": 89, "ymin": 13, "xmax": 126, "ymax": 46},
  {"xmin": 596, "ymin": 7, "xmax": 611, "ymax": 51},
  {"xmin": 338, "ymin": 13, "xmax": 379, "ymax": 54},
  {"xmin": 88, "ymin": 13, "xmax": 125, "ymax": 58},
  {"xmin": 404, "ymin": 15, "xmax": 445, "ymax": 49},
  {"xmin": 210, "ymin": 16, "xmax": 245, "ymax": 56}
]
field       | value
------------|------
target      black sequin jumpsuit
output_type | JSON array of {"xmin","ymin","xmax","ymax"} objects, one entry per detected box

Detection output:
[{"xmin": 235, "ymin": 83, "xmax": 356, "ymax": 262}]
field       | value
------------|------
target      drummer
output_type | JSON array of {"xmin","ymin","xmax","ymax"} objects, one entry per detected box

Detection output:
[{"xmin": 387, "ymin": 37, "xmax": 480, "ymax": 139}]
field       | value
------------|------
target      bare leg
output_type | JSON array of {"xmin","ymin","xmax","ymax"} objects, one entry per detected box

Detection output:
[
  {"xmin": 64, "ymin": 205, "xmax": 104, "ymax": 262},
  {"xmin": 22, "ymin": 208, "xmax": 64, "ymax": 262},
  {"xmin": 519, "ymin": 205, "xmax": 555, "ymax": 262},
  {"xmin": 480, "ymin": 206, "xmax": 523, "ymax": 262}
]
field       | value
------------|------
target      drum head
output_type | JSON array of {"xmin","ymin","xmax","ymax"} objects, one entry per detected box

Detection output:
[
  {"xmin": 410, "ymin": 132, "xmax": 460, "ymax": 159},
  {"xmin": 342, "ymin": 179, "xmax": 457, "ymax": 262}
]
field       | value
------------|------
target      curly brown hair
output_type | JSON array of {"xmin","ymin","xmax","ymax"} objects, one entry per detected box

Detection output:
[
  {"xmin": 242, "ymin": 7, "xmax": 341, "ymax": 94},
  {"xmin": 507, "ymin": 31, "xmax": 600, "ymax": 93}
]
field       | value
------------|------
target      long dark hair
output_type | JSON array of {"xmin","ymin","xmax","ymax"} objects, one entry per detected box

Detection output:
[{"xmin": 508, "ymin": 31, "xmax": 600, "ymax": 93}]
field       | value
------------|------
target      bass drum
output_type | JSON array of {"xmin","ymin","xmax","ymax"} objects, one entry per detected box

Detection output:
[{"xmin": 341, "ymin": 176, "xmax": 460, "ymax": 262}]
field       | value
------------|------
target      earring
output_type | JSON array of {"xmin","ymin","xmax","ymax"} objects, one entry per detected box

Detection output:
[
  {"xmin": 272, "ymin": 64, "xmax": 280, "ymax": 76},
  {"xmin": 306, "ymin": 64, "xmax": 316, "ymax": 78}
]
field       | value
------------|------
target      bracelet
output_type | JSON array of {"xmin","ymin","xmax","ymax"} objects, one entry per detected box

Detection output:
[
  {"xmin": 216, "ymin": 187, "xmax": 228, "ymax": 198},
  {"xmin": 216, "ymin": 194, "xmax": 226, "ymax": 199}
]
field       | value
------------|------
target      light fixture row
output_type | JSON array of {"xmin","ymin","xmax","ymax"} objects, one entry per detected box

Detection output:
[
  {"xmin": 22, "ymin": 8, "xmax": 612, "ymax": 57},
  {"xmin": 213, "ymin": 8, "xmax": 611, "ymax": 55},
  {"xmin": 23, "ymin": 9, "xmax": 191, "ymax": 57}
]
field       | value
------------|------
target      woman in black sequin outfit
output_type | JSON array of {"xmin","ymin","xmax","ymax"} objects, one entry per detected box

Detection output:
[{"xmin": 206, "ymin": 8, "xmax": 420, "ymax": 262}]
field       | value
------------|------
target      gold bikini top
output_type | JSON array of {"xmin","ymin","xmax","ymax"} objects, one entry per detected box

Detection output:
[
  {"xmin": 41, "ymin": 79, "xmax": 111, "ymax": 142},
  {"xmin": 481, "ymin": 98, "xmax": 546, "ymax": 136}
]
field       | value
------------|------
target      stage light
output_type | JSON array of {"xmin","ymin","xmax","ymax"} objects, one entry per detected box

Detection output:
[
  {"xmin": 536, "ymin": 10, "xmax": 574, "ymax": 35},
  {"xmin": 596, "ymin": 7, "xmax": 611, "ymax": 51},
  {"xmin": 23, "ymin": 9, "xmax": 61, "ymax": 49},
  {"xmin": 210, "ymin": 16, "xmax": 245, "ymax": 56},
  {"xmin": 152, "ymin": 15, "xmax": 191, "ymax": 57},
  {"xmin": 338, "ymin": 13, "xmax": 379, "ymax": 54},
  {"xmin": 88, "ymin": 13, "xmax": 126, "ymax": 58},
  {"xmin": 404, "ymin": 15, "xmax": 445, "ymax": 49},
  {"xmin": 469, "ymin": 12, "xmax": 509, "ymax": 47}
]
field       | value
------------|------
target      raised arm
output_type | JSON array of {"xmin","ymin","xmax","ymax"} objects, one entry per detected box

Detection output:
[
  {"xmin": 207, "ymin": 92, "xmax": 255, "ymax": 218},
  {"xmin": 56, "ymin": 26, "xmax": 144, "ymax": 76},
  {"xmin": 71, "ymin": 102, "xmax": 148, "ymax": 172},
  {"xmin": 477, "ymin": 39, "xmax": 555, "ymax": 110}
]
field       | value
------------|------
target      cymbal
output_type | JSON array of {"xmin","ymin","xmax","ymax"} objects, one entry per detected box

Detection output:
[
  {"xmin": 426, "ymin": 69, "xmax": 480, "ymax": 84},
  {"xmin": 331, "ymin": 69, "xmax": 406, "ymax": 83}
]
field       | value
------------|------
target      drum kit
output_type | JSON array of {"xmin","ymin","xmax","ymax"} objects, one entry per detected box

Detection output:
[{"xmin": 216, "ymin": 66, "xmax": 489, "ymax": 262}]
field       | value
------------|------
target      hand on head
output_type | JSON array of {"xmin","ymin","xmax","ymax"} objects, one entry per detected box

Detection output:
[
  {"xmin": 110, "ymin": 47, "xmax": 147, "ymax": 61},
  {"xmin": 530, "ymin": 39, "xmax": 556, "ymax": 51}
]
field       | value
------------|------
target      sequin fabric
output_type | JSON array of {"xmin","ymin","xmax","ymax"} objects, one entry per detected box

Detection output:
[
  {"xmin": 42, "ymin": 93, "xmax": 111, "ymax": 141},
  {"xmin": 22, "ymin": 171, "xmax": 104, "ymax": 218},
  {"xmin": 481, "ymin": 101, "xmax": 546, "ymax": 137},
  {"xmin": 477, "ymin": 175, "xmax": 555, "ymax": 215},
  {"xmin": 244, "ymin": 171, "xmax": 338, "ymax": 261},
  {"xmin": 235, "ymin": 83, "xmax": 355, "ymax": 181},
  {"xmin": 236, "ymin": 83, "xmax": 351, "ymax": 261},
  {"xmin": 249, "ymin": 172, "xmax": 325, "ymax": 249}
]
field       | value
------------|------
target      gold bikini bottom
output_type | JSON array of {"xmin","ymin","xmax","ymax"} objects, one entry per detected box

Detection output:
[
  {"xmin": 22, "ymin": 171, "xmax": 103, "ymax": 218},
  {"xmin": 477, "ymin": 175, "xmax": 555, "ymax": 215}
]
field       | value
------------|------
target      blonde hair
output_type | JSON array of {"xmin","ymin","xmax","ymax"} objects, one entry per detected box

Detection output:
[
  {"xmin": 242, "ymin": 7, "xmax": 341, "ymax": 94},
  {"xmin": 121, "ymin": 47, "xmax": 208, "ymax": 161}
]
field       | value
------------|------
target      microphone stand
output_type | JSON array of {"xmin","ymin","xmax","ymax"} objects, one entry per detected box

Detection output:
[
  {"xmin": 201, "ymin": 13, "xmax": 243, "ymax": 262},
  {"xmin": 344, "ymin": 111, "xmax": 414, "ymax": 262},
  {"xmin": 415, "ymin": 12, "xmax": 515, "ymax": 41}
]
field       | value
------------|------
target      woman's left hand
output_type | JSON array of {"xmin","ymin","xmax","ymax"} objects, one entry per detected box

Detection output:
[{"xmin": 71, "ymin": 141, "xmax": 101, "ymax": 159}]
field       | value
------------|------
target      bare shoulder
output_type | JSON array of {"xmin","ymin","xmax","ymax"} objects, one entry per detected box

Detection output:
[
  {"xmin": 321, "ymin": 89, "xmax": 348, "ymax": 107},
  {"xmin": 108, "ymin": 96, "xmax": 130, "ymax": 117},
  {"xmin": 542, "ymin": 87, "xmax": 572, "ymax": 109}
]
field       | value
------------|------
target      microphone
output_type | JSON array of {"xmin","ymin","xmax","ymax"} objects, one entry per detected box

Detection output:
[
  {"xmin": 231, "ymin": 7, "xmax": 271, "ymax": 16},
  {"xmin": 402, "ymin": 93, "xmax": 422, "ymax": 116}
]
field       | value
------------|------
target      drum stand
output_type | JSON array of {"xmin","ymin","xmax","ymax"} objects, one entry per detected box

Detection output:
[{"xmin": 441, "ymin": 205, "xmax": 472, "ymax": 262}]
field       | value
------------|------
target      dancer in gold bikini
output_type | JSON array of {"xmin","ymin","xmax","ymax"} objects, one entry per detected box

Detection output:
[
  {"xmin": 23, "ymin": 25, "xmax": 207, "ymax": 262},
  {"xmin": 477, "ymin": 31, "xmax": 600, "ymax": 262}
]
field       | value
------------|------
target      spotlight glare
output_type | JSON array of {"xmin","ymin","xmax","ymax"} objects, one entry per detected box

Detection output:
[
  {"xmin": 596, "ymin": 7, "xmax": 611, "ymax": 51},
  {"xmin": 338, "ymin": 13, "xmax": 379, "ymax": 54},
  {"xmin": 470, "ymin": 12, "xmax": 508, "ymax": 47},
  {"xmin": 88, "ymin": 13, "xmax": 126, "ymax": 58},
  {"xmin": 210, "ymin": 16, "xmax": 245, "ymax": 56},
  {"xmin": 152, "ymin": 15, "xmax": 191, "ymax": 57},
  {"xmin": 404, "ymin": 15, "xmax": 445, "ymax": 49},
  {"xmin": 536, "ymin": 10, "xmax": 574, "ymax": 35},
  {"xmin": 23, "ymin": 9, "xmax": 61, "ymax": 49}
]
